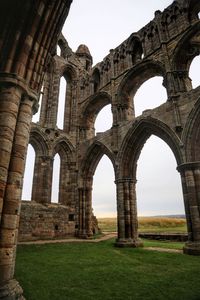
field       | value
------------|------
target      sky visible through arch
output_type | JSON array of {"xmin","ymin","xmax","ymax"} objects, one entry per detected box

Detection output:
[{"xmin": 22, "ymin": 0, "xmax": 200, "ymax": 217}]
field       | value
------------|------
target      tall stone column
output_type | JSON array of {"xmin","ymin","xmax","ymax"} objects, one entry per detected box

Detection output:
[
  {"xmin": 0, "ymin": 84, "xmax": 37, "ymax": 298},
  {"xmin": 77, "ymin": 179, "xmax": 93, "ymax": 238},
  {"xmin": 115, "ymin": 178, "xmax": 142, "ymax": 247},
  {"xmin": 0, "ymin": 86, "xmax": 20, "ymax": 220},
  {"xmin": 31, "ymin": 155, "xmax": 53, "ymax": 204},
  {"xmin": 85, "ymin": 186, "xmax": 93, "ymax": 237},
  {"xmin": 77, "ymin": 187, "xmax": 87, "ymax": 238},
  {"xmin": 177, "ymin": 162, "xmax": 200, "ymax": 255}
]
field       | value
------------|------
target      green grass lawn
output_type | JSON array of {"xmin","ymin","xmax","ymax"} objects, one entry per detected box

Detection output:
[{"xmin": 15, "ymin": 239, "xmax": 200, "ymax": 300}]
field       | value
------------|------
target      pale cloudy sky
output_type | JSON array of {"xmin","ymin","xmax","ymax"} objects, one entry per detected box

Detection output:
[{"xmin": 23, "ymin": 1, "xmax": 200, "ymax": 218}]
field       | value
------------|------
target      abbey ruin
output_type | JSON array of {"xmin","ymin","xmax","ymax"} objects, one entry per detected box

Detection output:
[{"xmin": 0, "ymin": 0, "xmax": 200, "ymax": 299}]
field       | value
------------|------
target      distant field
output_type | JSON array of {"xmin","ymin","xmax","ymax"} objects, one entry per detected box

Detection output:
[{"xmin": 98, "ymin": 217, "xmax": 187, "ymax": 233}]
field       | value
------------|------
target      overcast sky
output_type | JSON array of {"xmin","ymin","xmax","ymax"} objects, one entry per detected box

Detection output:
[{"xmin": 23, "ymin": 0, "xmax": 200, "ymax": 218}]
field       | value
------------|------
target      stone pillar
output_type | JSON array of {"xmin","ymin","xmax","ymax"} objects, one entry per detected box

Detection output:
[
  {"xmin": 177, "ymin": 162, "xmax": 200, "ymax": 255},
  {"xmin": 77, "ymin": 179, "xmax": 93, "ymax": 238},
  {"xmin": 85, "ymin": 186, "xmax": 93, "ymax": 237},
  {"xmin": 77, "ymin": 187, "xmax": 88, "ymax": 238},
  {"xmin": 31, "ymin": 155, "xmax": 53, "ymax": 204},
  {"xmin": 0, "ymin": 83, "xmax": 21, "ymax": 222},
  {"xmin": 115, "ymin": 178, "xmax": 143, "ymax": 247},
  {"xmin": 0, "ymin": 83, "xmax": 36, "ymax": 298}
]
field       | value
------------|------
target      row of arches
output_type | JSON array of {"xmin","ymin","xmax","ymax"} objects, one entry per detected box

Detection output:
[
  {"xmin": 21, "ymin": 0, "xmax": 200, "ymax": 255},
  {"xmin": 93, "ymin": 135, "xmax": 183, "ymax": 219},
  {"xmin": 75, "ymin": 107, "xmax": 200, "ymax": 249},
  {"xmin": 31, "ymin": 22, "xmax": 200, "ymax": 143},
  {"xmin": 22, "ymin": 129, "xmax": 75, "ymax": 206},
  {"xmin": 33, "ymin": 55, "xmax": 200, "ymax": 135},
  {"xmin": 81, "ymin": 54, "xmax": 200, "ymax": 137},
  {"xmin": 25, "ymin": 53, "xmax": 200, "ymax": 210}
]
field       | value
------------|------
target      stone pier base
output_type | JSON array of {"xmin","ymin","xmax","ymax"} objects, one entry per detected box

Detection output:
[
  {"xmin": 115, "ymin": 238, "xmax": 143, "ymax": 248},
  {"xmin": 183, "ymin": 241, "xmax": 200, "ymax": 255},
  {"xmin": 0, "ymin": 280, "xmax": 25, "ymax": 300}
]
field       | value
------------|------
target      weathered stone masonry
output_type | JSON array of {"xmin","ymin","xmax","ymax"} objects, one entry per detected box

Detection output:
[
  {"xmin": 0, "ymin": 1, "xmax": 72, "ymax": 299},
  {"xmin": 0, "ymin": 1, "xmax": 200, "ymax": 299},
  {"xmin": 19, "ymin": 0, "xmax": 200, "ymax": 256}
]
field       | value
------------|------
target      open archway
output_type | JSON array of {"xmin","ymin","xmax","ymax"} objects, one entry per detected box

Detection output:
[
  {"xmin": 189, "ymin": 54, "xmax": 200, "ymax": 89},
  {"xmin": 93, "ymin": 154, "xmax": 116, "ymax": 231},
  {"xmin": 95, "ymin": 104, "xmax": 112, "ymax": 134},
  {"xmin": 22, "ymin": 144, "xmax": 36, "ymax": 201},
  {"xmin": 51, "ymin": 153, "xmax": 61, "ymax": 203},
  {"xmin": 134, "ymin": 76, "xmax": 167, "ymax": 117},
  {"xmin": 93, "ymin": 156, "xmax": 116, "ymax": 219},
  {"xmin": 57, "ymin": 76, "xmax": 67, "ymax": 129},
  {"xmin": 136, "ymin": 135, "xmax": 184, "ymax": 217}
]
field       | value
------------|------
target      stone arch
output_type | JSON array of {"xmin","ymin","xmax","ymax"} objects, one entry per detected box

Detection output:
[
  {"xmin": 29, "ymin": 127, "xmax": 49, "ymax": 156},
  {"xmin": 77, "ymin": 141, "xmax": 116, "ymax": 237},
  {"xmin": 81, "ymin": 141, "xmax": 116, "ymax": 180},
  {"xmin": 52, "ymin": 136, "xmax": 75, "ymax": 160},
  {"xmin": 57, "ymin": 64, "xmax": 77, "ymax": 132},
  {"xmin": 182, "ymin": 97, "xmax": 200, "ymax": 161},
  {"xmin": 52, "ymin": 137, "xmax": 76, "ymax": 206},
  {"xmin": 126, "ymin": 34, "xmax": 143, "ymax": 65},
  {"xmin": 114, "ymin": 117, "xmax": 184, "ymax": 247},
  {"xmin": 59, "ymin": 63, "xmax": 77, "ymax": 80},
  {"xmin": 51, "ymin": 137, "xmax": 75, "ymax": 205},
  {"xmin": 79, "ymin": 91, "xmax": 112, "ymax": 139},
  {"xmin": 172, "ymin": 22, "xmax": 200, "ymax": 92},
  {"xmin": 28, "ymin": 128, "xmax": 51, "ymax": 203},
  {"xmin": 118, "ymin": 117, "xmax": 183, "ymax": 179},
  {"xmin": 117, "ymin": 60, "xmax": 166, "ymax": 121}
]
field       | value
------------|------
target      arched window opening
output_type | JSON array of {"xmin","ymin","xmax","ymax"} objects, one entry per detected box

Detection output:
[
  {"xmin": 131, "ymin": 40, "xmax": 143, "ymax": 65},
  {"xmin": 57, "ymin": 76, "xmax": 67, "ymax": 129},
  {"xmin": 51, "ymin": 153, "xmax": 61, "ymax": 203},
  {"xmin": 95, "ymin": 104, "xmax": 112, "ymax": 134},
  {"xmin": 93, "ymin": 155, "xmax": 116, "ymax": 231},
  {"xmin": 136, "ymin": 135, "xmax": 184, "ymax": 219},
  {"xmin": 22, "ymin": 144, "xmax": 35, "ymax": 201},
  {"xmin": 32, "ymin": 85, "xmax": 44, "ymax": 123},
  {"xmin": 189, "ymin": 55, "xmax": 200, "ymax": 89},
  {"xmin": 134, "ymin": 76, "xmax": 167, "ymax": 117},
  {"xmin": 92, "ymin": 69, "xmax": 100, "ymax": 93},
  {"xmin": 57, "ymin": 45, "xmax": 61, "ymax": 56},
  {"xmin": 198, "ymin": 12, "xmax": 200, "ymax": 19}
]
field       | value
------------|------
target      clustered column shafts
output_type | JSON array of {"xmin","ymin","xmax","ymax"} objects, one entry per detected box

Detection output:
[
  {"xmin": 178, "ymin": 162, "xmax": 200, "ymax": 255},
  {"xmin": 31, "ymin": 155, "xmax": 54, "ymax": 204},
  {"xmin": 77, "ymin": 182, "xmax": 93, "ymax": 238},
  {"xmin": 115, "ymin": 178, "xmax": 142, "ymax": 247},
  {"xmin": 0, "ymin": 94, "xmax": 34, "ymax": 283},
  {"xmin": 0, "ymin": 84, "xmax": 22, "ymax": 222}
]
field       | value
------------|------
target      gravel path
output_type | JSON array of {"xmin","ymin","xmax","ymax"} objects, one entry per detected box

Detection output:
[{"xmin": 18, "ymin": 232, "xmax": 182, "ymax": 254}]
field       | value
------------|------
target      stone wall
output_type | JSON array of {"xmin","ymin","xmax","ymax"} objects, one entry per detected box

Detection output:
[{"xmin": 18, "ymin": 201, "xmax": 75, "ymax": 241}]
